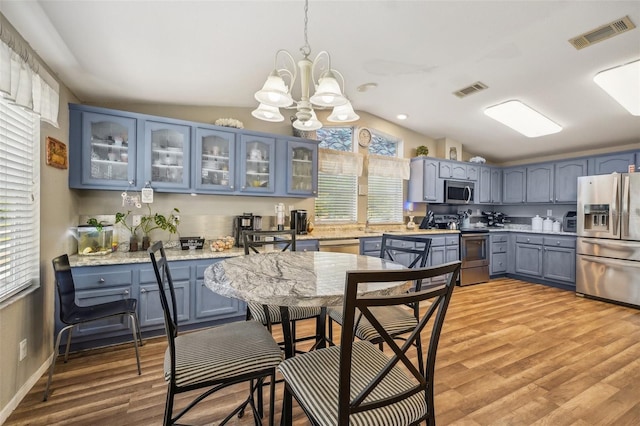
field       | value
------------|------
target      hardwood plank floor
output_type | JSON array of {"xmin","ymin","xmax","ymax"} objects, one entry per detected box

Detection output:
[{"xmin": 6, "ymin": 278, "xmax": 640, "ymax": 425}]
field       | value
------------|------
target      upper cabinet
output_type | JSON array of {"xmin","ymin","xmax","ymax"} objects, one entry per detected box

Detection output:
[
  {"xmin": 478, "ymin": 166, "xmax": 502, "ymax": 204},
  {"xmin": 526, "ymin": 164, "xmax": 554, "ymax": 203},
  {"xmin": 194, "ymin": 127, "xmax": 236, "ymax": 192},
  {"xmin": 554, "ymin": 159, "xmax": 588, "ymax": 203},
  {"xmin": 69, "ymin": 109, "xmax": 138, "ymax": 189},
  {"xmin": 408, "ymin": 158, "xmax": 443, "ymax": 203},
  {"xmin": 144, "ymin": 120, "xmax": 191, "ymax": 191},
  {"xmin": 68, "ymin": 104, "xmax": 318, "ymax": 198},
  {"xmin": 439, "ymin": 160, "xmax": 478, "ymax": 181},
  {"xmin": 502, "ymin": 167, "xmax": 527, "ymax": 203},
  {"xmin": 588, "ymin": 152, "xmax": 636, "ymax": 175}
]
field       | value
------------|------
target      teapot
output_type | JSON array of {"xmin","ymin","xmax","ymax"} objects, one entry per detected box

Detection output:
[{"xmin": 448, "ymin": 221, "xmax": 458, "ymax": 230}]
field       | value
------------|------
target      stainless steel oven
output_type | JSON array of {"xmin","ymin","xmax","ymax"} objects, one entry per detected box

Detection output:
[{"xmin": 460, "ymin": 231, "xmax": 489, "ymax": 286}]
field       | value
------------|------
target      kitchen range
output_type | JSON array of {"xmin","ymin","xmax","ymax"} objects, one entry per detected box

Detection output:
[{"xmin": 576, "ymin": 173, "xmax": 640, "ymax": 308}]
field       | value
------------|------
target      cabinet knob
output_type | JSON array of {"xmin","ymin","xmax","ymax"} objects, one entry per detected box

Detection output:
[
  {"xmin": 124, "ymin": 290, "xmax": 129, "ymax": 295},
  {"xmin": 140, "ymin": 288, "xmax": 147, "ymax": 293},
  {"xmin": 230, "ymin": 186, "xmax": 234, "ymax": 189},
  {"xmin": 527, "ymin": 238, "xmax": 530, "ymax": 242},
  {"xmin": 556, "ymin": 241, "xmax": 561, "ymax": 245},
  {"xmin": 98, "ymin": 278, "xmax": 105, "ymax": 283},
  {"xmin": 128, "ymin": 180, "xmax": 135, "ymax": 186}
]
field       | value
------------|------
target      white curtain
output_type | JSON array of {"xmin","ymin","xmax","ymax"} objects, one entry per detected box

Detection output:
[
  {"xmin": 318, "ymin": 148, "xmax": 364, "ymax": 176},
  {"xmin": 0, "ymin": 25, "xmax": 59, "ymax": 127},
  {"xmin": 368, "ymin": 154, "xmax": 410, "ymax": 179}
]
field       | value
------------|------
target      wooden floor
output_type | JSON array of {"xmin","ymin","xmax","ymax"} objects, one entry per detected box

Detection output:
[{"xmin": 7, "ymin": 278, "xmax": 640, "ymax": 425}]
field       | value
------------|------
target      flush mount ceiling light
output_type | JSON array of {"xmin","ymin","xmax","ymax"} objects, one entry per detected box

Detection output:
[
  {"xmin": 252, "ymin": 0, "xmax": 358, "ymax": 130},
  {"xmin": 593, "ymin": 59, "xmax": 640, "ymax": 116},
  {"xmin": 396, "ymin": 113, "xmax": 408, "ymax": 120},
  {"xmin": 484, "ymin": 100, "xmax": 562, "ymax": 138}
]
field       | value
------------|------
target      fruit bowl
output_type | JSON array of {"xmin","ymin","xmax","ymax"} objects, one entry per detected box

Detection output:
[{"xmin": 211, "ymin": 236, "xmax": 235, "ymax": 252}]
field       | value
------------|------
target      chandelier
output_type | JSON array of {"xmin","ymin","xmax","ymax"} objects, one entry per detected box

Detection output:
[{"xmin": 251, "ymin": 0, "xmax": 359, "ymax": 131}]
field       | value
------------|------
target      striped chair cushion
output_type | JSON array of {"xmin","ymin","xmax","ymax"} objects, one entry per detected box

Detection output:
[
  {"xmin": 278, "ymin": 340, "xmax": 427, "ymax": 426},
  {"xmin": 248, "ymin": 301, "xmax": 321, "ymax": 325},
  {"xmin": 327, "ymin": 306, "xmax": 418, "ymax": 342},
  {"xmin": 165, "ymin": 321, "xmax": 283, "ymax": 387}
]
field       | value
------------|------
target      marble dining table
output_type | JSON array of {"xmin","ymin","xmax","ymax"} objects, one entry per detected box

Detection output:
[{"xmin": 204, "ymin": 251, "xmax": 411, "ymax": 425}]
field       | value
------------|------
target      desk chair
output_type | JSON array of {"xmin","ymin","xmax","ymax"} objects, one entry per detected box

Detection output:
[
  {"xmin": 44, "ymin": 254, "xmax": 142, "ymax": 401},
  {"xmin": 279, "ymin": 261, "xmax": 461, "ymax": 426},
  {"xmin": 327, "ymin": 234, "xmax": 432, "ymax": 370},
  {"xmin": 148, "ymin": 241, "xmax": 282, "ymax": 425},
  {"xmin": 242, "ymin": 229, "xmax": 324, "ymax": 354}
]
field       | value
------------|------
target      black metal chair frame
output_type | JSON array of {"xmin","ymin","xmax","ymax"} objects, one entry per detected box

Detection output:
[
  {"xmin": 328, "ymin": 234, "xmax": 433, "ymax": 369},
  {"xmin": 283, "ymin": 261, "xmax": 461, "ymax": 426},
  {"xmin": 148, "ymin": 241, "xmax": 278, "ymax": 425},
  {"xmin": 242, "ymin": 229, "xmax": 326, "ymax": 354},
  {"xmin": 44, "ymin": 254, "xmax": 142, "ymax": 401}
]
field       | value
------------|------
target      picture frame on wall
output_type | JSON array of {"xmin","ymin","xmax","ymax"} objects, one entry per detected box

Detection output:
[{"xmin": 45, "ymin": 136, "xmax": 68, "ymax": 169}]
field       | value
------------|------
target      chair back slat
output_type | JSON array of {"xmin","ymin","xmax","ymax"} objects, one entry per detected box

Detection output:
[
  {"xmin": 148, "ymin": 241, "xmax": 180, "ymax": 384},
  {"xmin": 338, "ymin": 261, "xmax": 461, "ymax": 422},
  {"xmin": 242, "ymin": 229, "xmax": 296, "ymax": 254},
  {"xmin": 52, "ymin": 254, "xmax": 78, "ymax": 322},
  {"xmin": 380, "ymin": 234, "xmax": 432, "ymax": 291}
]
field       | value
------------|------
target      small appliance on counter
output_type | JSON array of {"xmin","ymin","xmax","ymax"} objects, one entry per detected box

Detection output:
[
  {"xmin": 290, "ymin": 209, "xmax": 308, "ymax": 235},
  {"xmin": 563, "ymin": 211, "xmax": 577, "ymax": 232},
  {"xmin": 233, "ymin": 213, "xmax": 262, "ymax": 247},
  {"xmin": 482, "ymin": 211, "xmax": 509, "ymax": 228}
]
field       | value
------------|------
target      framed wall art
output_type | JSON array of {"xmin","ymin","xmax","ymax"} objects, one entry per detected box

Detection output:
[{"xmin": 46, "ymin": 136, "xmax": 68, "ymax": 169}]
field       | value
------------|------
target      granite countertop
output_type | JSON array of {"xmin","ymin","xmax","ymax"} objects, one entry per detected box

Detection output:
[{"xmin": 68, "ymin": 226, "xmax": 576, "ymax": 267}]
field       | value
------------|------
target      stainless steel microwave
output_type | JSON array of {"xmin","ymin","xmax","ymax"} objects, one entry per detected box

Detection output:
[{"xmin": 444, "ymin": 180, "xmax": 474, "ymax": 204}]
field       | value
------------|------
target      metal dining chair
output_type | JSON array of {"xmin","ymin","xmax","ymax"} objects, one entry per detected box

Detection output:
[
  {"xmin": 279, "ymin": 261, "xmax": 461, "ymax": 426},
  {"xmin": 242, "ymin": 229, "xmax": 325, "ymax": 354},
  {"xmin": 148, "ymin": 241, "xmax": 282, "ymax": 425},
  {"xmin": 327, "ymin": 234, "xmax": 433, "ymax": 370},
  {"xmin": 44, "ymin": 254, "xmax": 143, "ymax": 401}
]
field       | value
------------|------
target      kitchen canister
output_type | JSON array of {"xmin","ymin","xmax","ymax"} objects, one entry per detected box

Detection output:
[
  {"xmin": 552, "ymin": 220, "xmax": 561, "ymax": 232},
  {"xmin": 532, "ymin": 215, "xmax": 543, "ymax": 232},
  {"xmin": 543, "ymin": 217, "xmax": 553, "ymax": 232}
]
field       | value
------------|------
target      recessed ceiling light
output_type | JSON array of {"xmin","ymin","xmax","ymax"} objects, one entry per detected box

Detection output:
[
  {"xmin": 397, "ymin": 113, "xmax": 408, "ymax": 120},
  {"xmin": 593, "ymin": 59, "xmax": 640, "ymax": 116},
  {"xmin": 356, "ymin": 82, "xmax": 378, "ymax": 92},
  {"xmin": 484, "ymin": 100, "xmax": 562, "ymax": 137}
]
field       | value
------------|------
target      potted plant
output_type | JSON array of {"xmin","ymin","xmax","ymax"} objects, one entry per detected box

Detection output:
[
  {"xmin": 415, "ymin": 145, "xmax": 429, "ymax": 157},
  {"xmin": 138, "ymin": 206, "xmax": 180, "ymax": 250},
  {"xmin": 115, "ymin": 210, "xmax": 140, "ymax": 252}
]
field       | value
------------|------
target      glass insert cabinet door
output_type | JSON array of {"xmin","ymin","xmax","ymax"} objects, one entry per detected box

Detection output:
[
  {"xmin": 287, "ymin": 140, "xmax": 317, "ymax": 196},
  {"xmin": 146, "ymin": 121, "xmax": 191, "ymax": 189},
  {"xmin": 195, "ymin": 128, "xmax": 235, "ymax": 191},
  {"xmin": 82, "ymin": 112, "xmax": 136, "ymax": 186},
  {"xmin": 239, "ymin": 134, "xmax": 276, "ymax": 193}
]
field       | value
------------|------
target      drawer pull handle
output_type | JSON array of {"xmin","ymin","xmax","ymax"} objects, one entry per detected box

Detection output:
[{"xmin": 98, "ymin": 278, "xmax": 105, "ymax": 283}]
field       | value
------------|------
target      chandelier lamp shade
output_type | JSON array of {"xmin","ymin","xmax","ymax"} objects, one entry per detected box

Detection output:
[{"xmin": 251, "ymin": 0, "xmax": 359, "ymax": 129}]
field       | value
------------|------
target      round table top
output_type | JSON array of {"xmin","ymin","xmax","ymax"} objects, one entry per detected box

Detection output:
[{"xmin": 204, "ymin": 251, "xmax": 411, "ymax": 307}]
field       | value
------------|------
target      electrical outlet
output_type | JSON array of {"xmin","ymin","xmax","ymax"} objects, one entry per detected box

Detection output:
[
  {"xmin": 132, "ymin": 215, "xmax": 142, "ymax": 226},
  {"xmin": 19, "ymin": 339, "xmax": 27, "ymax": 361},
  {"xmin": 547, "ymin": 209, "xmax": 553, "ymax": 217}
]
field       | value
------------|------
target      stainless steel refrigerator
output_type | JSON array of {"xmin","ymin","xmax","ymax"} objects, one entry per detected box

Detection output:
[{"xmin": 576, "ymin": 173, "xmax": 640, "ymax": 307}]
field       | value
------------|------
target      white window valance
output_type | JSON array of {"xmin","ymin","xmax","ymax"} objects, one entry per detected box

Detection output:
[
  {"xmin": 368, "ymin": 154, "xmax": 410, "ymax": 180},
  {"xmin": 0, "ymin": 20, "xmax": 59, "ymax": 127},
  {"xmin": 318, "ymin": 148, "xmax": 364, "ymax": 176}
]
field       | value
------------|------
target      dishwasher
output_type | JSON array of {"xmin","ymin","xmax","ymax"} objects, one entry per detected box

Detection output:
[{"xmin": 318, "ymin": 239, "xmax": 361, "ymax": 254}]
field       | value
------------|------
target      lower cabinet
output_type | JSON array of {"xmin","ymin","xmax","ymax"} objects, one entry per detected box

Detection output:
[
  {"xmin": 490, "ymin": 234, "xmax": 508, "ymax": 275},
  {"xmin": 296, "ymin": 239, "xmax": 320, "ymax": 252},
  {"xmin": 62, "ymin": 257, "xmax": 245, "ymax": 351},
  {"xmin": 511, "ymin": 233, "xmax": 576, "ymax": 287}
]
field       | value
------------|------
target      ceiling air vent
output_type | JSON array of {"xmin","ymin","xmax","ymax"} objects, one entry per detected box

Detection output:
[
  {"xmin": 569, "ymin": 16, "xmax": 636, "ymax": 50},
  {"xmin": 453, "ymin": 81, "xmax": 488, "ymax": 99}
]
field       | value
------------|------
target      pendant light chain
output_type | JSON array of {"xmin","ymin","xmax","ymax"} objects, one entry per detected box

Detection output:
[{"xmin": 300, "ymin": 0, "xmax": 311, "ymax": 58}]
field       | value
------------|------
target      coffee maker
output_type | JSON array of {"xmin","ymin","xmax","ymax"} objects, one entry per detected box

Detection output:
[
  {"xmin": 233, "ymin": 213, "xmax": 262, "ymax": 247},
  {"xmin": 290, "ymin": 210, "xmax": 308, "ymax": 235}
]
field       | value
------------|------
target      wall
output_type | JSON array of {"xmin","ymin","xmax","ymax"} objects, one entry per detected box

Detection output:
[{"xmin": 0, "ymin": 85, "xmax": 79, "ymax": 422}]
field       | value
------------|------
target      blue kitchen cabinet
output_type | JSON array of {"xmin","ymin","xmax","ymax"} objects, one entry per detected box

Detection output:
[
  {"xmin": 478, "ymin": 166, "xmax": 502, "ymax": 204},
  {"xmin": 502, "ymin": 167, "xmax": 527, "ymax": 203},
  {"xmin": 588, "ymin": 152, "xmax": 636, "ymax": 175},
  {"xmin": 283, "ymin": 139, "xmax": 318, "ymax": 197},
  {"xmin": 490, "ymin": 233, "xmax": 508, "ymax": 276},
  {"xmin": 542, "ymin": 236, "xmax": 576, "ymax": 285},
  {"xmin": 194, "ymin": 127, "xmax": 237, "ymax": 193},
  {"xmin": 554, "ymin": 158, "xmax": 588, "ymax": 203},
  {"xmin": 144, "ymin": 120, "xmax": 192, "ymax": 192},
  {"xmin": 69, "ymin": 107, "xmax": 139, "ymax": 190},
  {"xmin": 408, "ymin": 158, "xmax": 443, "ymax": 203},
  {"xmin": 526, "ymin": 163, "xmax": 554, "ymax": 203},
  {"xmin": 439, "ymin": 160, "xmax": 478, "ymax": 181},
  {"xmin": 138, "ymin": 263, "xmax": 190, "ymax": 328},
  {"xmin": 296, "ymin": 239, "xmax": 320, "ymax": 252},
  {"xmin": 238, "ymin": 134, "xmax": 277, "ymax": 194},
  {"xmin": 514, "ymin": 234, "xmax": 543, "ymax": 277},
  {"xmin": 195, "ymin": 261, "xmax": 244, "ymax": 320}
]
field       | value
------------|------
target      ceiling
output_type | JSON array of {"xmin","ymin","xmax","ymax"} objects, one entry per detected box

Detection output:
[{"xmin": 2, "ymin": 1, "xmax": 639, "ymax": 163}]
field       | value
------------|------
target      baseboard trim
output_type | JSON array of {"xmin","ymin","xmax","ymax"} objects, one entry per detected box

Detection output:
[{"xmin": 0, "ymin": 354, "xmax": 53, "ymax": 425}]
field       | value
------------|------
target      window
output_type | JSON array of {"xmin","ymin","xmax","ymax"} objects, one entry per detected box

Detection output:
[
  {"xmin": 368, "ymin": 131, "xmax": 403, "ymax": 224},
  {"xmin": 0, "ymin": 96, "xmax": 40, "ymax": 303},
  {"xmin": 314, "ymin": 127, "xmax": 358, "ymax": 223}
]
